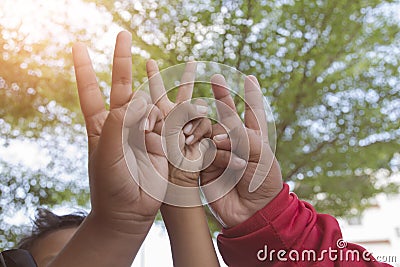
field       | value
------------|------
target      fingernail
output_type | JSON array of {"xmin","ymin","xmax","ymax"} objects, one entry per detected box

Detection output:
[
  {"xmin": 213, "ymin": 134, "xmax": 228, "ymax": 141},
  {"xmin": 233, "ymin": 157, "xmax": 246, "ymax": 168},
  {"xmin": 144, "ymin": 119, "xmax": 149, "ymax": 131},
  {"xmin": 185, "ymin": 135, "xmax": 194, "ymax": 145},
  {"xmin": 183, "ymin": 123, "xmax": 193, "ymax": 134},
  {"xmin": 196, "ymin": 105, "xmax": 208, "ymax": 114}
]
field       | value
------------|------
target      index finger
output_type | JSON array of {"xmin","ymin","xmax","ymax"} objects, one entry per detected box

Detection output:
[
  {"xmin": 211, "ymin": 74, "xmax": 242, "ymax": 130},
  {"xmin": 210, "ymin": 74, "xmax": 237, "ymax": 120},
  {"xmin": 175, "ymin": 61, "xmax": 197, "ymax": 103},
  {"xmin": 110, "ymin": 31, "xmax": 133, "ymax": 109},
  {"xmin": 244, "ymin": 75, "xmax": 268, "ymax": 138},
  {"xmin": 72, "ymin": 42, "xmax": 105, "ymax": 119},
  {"xmin": 146, "ymin": 59, "xmax": 173, "ymax": 115}
]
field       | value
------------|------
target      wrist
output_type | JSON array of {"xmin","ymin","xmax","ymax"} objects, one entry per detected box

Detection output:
[
  {"xmin": 222, "ymin": 184, "xmax": 289, "ymax": 233},
  {"xmin": 89, "ymin": 208, "xmax": 155, "ymax": 236},
  {"xmin": 238, "ymin": 180, "xmax": 283, "ymax": 225},
  {"xmin": 49, "ymin": 211, "xmax": 150, "ymax": 267},
  {"xmin": 168, "ymin": 166, "xmax": 200, "ymax": 187},
  {"xmin": 161, "ymin": 204, "xmax": 209, "ymax": 234}
]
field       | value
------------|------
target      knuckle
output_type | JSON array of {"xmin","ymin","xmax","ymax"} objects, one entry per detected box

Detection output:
[
  {"xmin": 82, "ymin": 81, "xmax": 99, "ymax": 92},
  {"xmin": 114, "ymin": 76, "xmax": 131, "ymax": 86}
]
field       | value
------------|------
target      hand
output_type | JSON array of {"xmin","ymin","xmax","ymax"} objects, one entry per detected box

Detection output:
[
  {"xmin": 145, "ymin": 60, "xmax": 211, "ymax": 188},
  {"xmin": 145, "ymin": 61, "xmax": 219, "ymax": 267},
  {"xmin": 201, "ymin": 74, "xmax": 283, "ymax": 228},
  {"xmin": 49, "ymin": 31, "xmax": 167, "ymax": 267},
  {"xmin": 72, "ymin": 31, "xmax": 167, "ymax": 235}
]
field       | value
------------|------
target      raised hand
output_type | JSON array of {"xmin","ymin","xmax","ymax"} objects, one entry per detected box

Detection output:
[
  {"xmin": 50, "ymin": 31, "xmax": 167, "ymax": 267},
  {"xmin": 201, "ymin": 74, "xmax": 283, "ymax": 228},
  {"xmin": 145, "ymin": 60, "xmax": 211, "ymax": 189},
  {"xmin": 75, "ymin": 31, "xmax": 167, "ymax": 228},
  {"xmin": 145, "ymin": 61, "xmax": 219, "ymax": 267}
]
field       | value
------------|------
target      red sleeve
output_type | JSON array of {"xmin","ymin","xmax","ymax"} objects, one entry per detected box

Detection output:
[{"xmin": 217, "ymin": 184, "xmax": 393, "ymax": 267}]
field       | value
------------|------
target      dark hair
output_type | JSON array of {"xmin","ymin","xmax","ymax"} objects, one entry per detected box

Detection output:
[{"xmin": 17, "ymin": 208, "xmax": 87, "ymax": 250}]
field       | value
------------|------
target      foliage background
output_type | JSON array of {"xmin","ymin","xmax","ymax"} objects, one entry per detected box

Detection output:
[{"xmin": 0, "ymin": 0, "xmax": 399, "ymax": 249}]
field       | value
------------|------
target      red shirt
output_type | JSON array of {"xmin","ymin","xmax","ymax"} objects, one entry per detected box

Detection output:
[{"xmin": 217, "ymin": 184, "xmax": 393, "ymax": 266}]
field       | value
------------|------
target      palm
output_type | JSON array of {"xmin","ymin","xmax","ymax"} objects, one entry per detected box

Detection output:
[
  {"xmin": 146, "ymin": 60, "xmax": 211, "ymax": 187},
  {"xmin": 201, "ymin": 74, "xmax": 283, "ymax": 228},
  {"xmin": 73, "ymin": 32, "xmax": 167, "ymax": 224},
  {"xmin": 90, "ymin": 108, "xmax": 167, "ymax": 219},
  {"xmin": 203, "ymin": 131, "xmax": 281, "ymax": 227}
]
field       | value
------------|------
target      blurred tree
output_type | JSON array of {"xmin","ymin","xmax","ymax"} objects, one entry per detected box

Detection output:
[
  {"xmin": 92, "ymin": 0, "xmax": 400, "ymax": 223},
  {"xmin": 0, "ymin": 25, "xmax": 84, "ymax": 137},
  {"xmin": 1, "ymin": 0, "xmax": 399, "ymax": 248},
  {"xmin": 0, "ymin": 0, "xmax": 99, "ymax": 248}
]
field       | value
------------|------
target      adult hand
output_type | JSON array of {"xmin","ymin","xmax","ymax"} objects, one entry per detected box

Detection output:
[
  {"xmin": 201, "ymin": 74, "xmax": 283, "ymax": 228},
  {"xmin": 49, "ymin": 31, "xmax": 167, "ymax": 267},
  {"xmin": 73, "ymin": 31, "xmax": 166, "ymax": 244}
]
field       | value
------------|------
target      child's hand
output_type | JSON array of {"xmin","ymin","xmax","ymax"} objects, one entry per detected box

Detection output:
[
  {"xmin": 146, "ymin": 60, "xmax": 211, "ymax": 188},
  {"xmin": 145, "ymin": 61, "xmax": 219, "ymax": 267}
]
